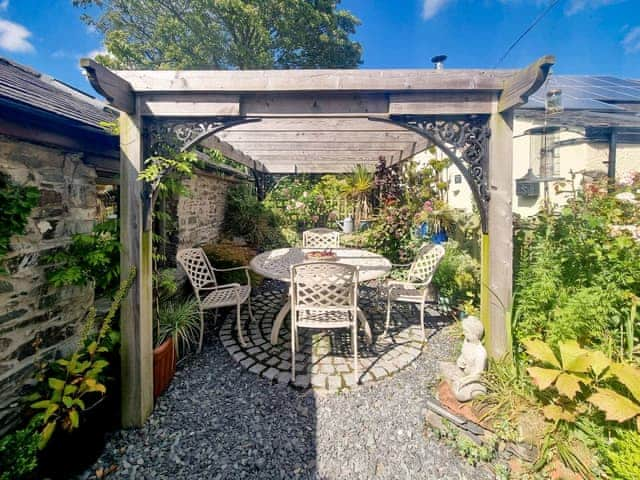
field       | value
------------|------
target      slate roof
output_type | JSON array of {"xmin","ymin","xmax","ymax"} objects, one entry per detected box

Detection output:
[{"xmin": 0, "ymin": 56, "xmax": 116, "ymax": 130}]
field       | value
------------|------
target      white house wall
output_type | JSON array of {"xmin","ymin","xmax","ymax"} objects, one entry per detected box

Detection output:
[{"xmin": 430, "ymin": 116, "xmax": 640, "ymax": 217}]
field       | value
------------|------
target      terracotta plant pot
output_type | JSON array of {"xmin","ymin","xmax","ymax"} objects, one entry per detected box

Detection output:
[{"xmin": 153, "ymin": 337, "xmax": 176, "ymax": 399}]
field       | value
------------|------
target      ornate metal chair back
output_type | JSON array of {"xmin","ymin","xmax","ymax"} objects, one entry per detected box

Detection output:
[
  {"xmin": 176, "ymin": 248, "xmax": 217, "ymax": 290},
  {"xmin": 302, "ymin": 228, "xmax": 341, "ymax": 249},
  {"xmin": 407, "ymin": 244, "xmax": 446, "ymax": 284},
  {"xmin": 291, "ymin": 262, "xmax": 358, "ymax": 311}
]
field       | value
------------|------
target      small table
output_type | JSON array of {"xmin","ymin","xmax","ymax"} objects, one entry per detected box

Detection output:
[{"xmin": 250, "ymin": 247, "xmax": 392, "ymax": 345}]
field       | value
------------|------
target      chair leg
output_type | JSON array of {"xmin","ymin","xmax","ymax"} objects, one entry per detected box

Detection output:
[
  {"xmin": 291, "ymin": 324, "xmax": 297, "ymax": 382},
  {"xmin": 197, "ymin": 308, "xmax": 205, "ymax": 353},
  {"xmin": 420, "ymin": 301, "xmax": 426, "ymax": 342},
  {"xmin": 237, "ymin": 303, "xmax": 248, "ymax": 347},
  {"xmin": 247, "ymin": 296, "xmax": 255, "ymax": 323},
  {"xmin": 352, "ymin": 321, "xmax": 358, "ymax": 384},
  {"xmin": 384, "ymin": 295, "xmax": 393, "ymax": 336}
]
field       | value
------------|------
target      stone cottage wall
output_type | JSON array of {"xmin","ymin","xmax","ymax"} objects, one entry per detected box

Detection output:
[
  {"xmin": 0, "ymin": 134, "xmax": 96, "ymax": 431},
  {"xmin": 176, "ymin": 170, "xmax": 236, "ymax": 249}
]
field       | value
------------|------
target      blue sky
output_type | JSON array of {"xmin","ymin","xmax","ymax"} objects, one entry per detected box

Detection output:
[{"xmin": 0, "ymin": 0, "xmax": 638, "ymax": 95}]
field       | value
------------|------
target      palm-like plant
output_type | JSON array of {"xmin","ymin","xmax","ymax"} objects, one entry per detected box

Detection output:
[{"xmin": 343, "ymin": 165, "xmax": 374, "ymax": 227}]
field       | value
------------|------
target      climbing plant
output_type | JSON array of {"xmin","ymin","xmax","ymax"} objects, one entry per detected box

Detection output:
[{"xmin": 0, "ymin": 172, "xmax": 40, "ymax": 273}]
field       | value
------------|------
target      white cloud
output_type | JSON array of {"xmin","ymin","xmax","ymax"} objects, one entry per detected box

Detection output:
[
  {"xmin": 422, "ymin": 0, "xmax": 454, "ymax": 20},
  {"xmin": 0, "ymin": 18, "xmax": 34, "ymax": 53},
  {"xmin": 622, "ymin": 26, "xmax": 640, "ymax": 53},
  {"xmin": 421, "ymin": 0, "xmax": 628, "ymax": 20},
  {"xmin": 0, "ymin": 1, "xmax": 8, "ymax": 12},
  {"xmin": 566, "ymin": 0, "xmax": 625, "ymax": 15},
  {"xmin": 86, "ymin": 48, "xmax": 107, "ymax": 59}
]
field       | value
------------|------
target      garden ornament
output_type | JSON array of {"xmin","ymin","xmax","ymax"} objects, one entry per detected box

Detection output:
[{"xmin": 438, "ymin": 315, "xmax": 487, "ymax": 402}]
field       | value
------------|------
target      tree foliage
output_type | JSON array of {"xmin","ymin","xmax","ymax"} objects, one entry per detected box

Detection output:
[{"xmin": 73, "ymin": 0, "xmax": 362, "ymax": 69}]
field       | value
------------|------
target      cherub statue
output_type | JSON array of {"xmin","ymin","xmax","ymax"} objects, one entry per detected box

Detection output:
[{"xmin": 438, "ymin": 316, "xmax": 488, "ymax": 402}]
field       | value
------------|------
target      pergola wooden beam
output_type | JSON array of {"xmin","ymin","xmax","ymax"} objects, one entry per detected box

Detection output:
[
  {"xmin": 197, "ymin": 134, "xmax": 266, "ymax": 172},
  {"xmin": 112, "ymin": 68, "xmax": 517, "ymax": 93},
  {"xmin": 81, "ymin": 59, "xmax": 135, "ymax": 114},
  {"xmin": 498, "ymin": 55, "xmax": 555, "ymax": 112}
]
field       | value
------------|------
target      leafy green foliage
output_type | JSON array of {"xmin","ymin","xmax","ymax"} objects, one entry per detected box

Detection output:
[
  {"xmin": 0, "ymin": 172, "xmax": 40, "ymax": 273},
  {"xmin": 224, "ymin": 184, "xmax": 290, "ymax": 249},
  {"xmin": 26, "ymin": 268, "xmax": 136, "ymax": 450},
  {"xmin": 203, "ymin": 242, "xmax": 262, "ymax": 286},
  {"xmin": 0, "ymin": 423, "xmax": 39, "ymax": 480},
  {"xmin": 156, "ymin": 298, "xmax": 200, "ymax": 357},
  {"xmin": 513, "ymin": 176, "xmax": 640, "ymax": 358},
  {"xmin": 73, "ymin": 0, "xmax": 362, "ymax": 70},
  {"xmin": 429, "ymin": 419, "xmax": 497, "ymax": 467},
  {"xmin": 600, "ymin": 429, "xmax": 640, "ymax": 480},
  {"xmin": 43, "ymin": 219, "xmax": 120, "ymax": 295},
  {"xmin": 431, "ymin": 241, "xmax": 480, "ymax": 311},
  {"xmin": 264, "ymin": 175, "xmax": 352, "ymax": 232},
  {"xmin": 368, "ymin": 203, "xmax": 419, "ymax": 264}
]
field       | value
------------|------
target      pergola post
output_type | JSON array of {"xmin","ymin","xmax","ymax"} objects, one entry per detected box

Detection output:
[
  {"xmin": 119, "ymin": 101, "xmax": 154, "ymax": 427},
  {"xmin": 484, "ymin": 108, "xmax": 515, "ymax": 358}
]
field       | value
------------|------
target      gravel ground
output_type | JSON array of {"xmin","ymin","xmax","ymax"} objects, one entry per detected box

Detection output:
[{"xmin": 84, "ymin": 303, "xmax": 491, "ymax": 480}]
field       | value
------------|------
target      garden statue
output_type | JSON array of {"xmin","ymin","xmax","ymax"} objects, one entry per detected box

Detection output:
[{"xmin": 438, "ymin": 316, "xmax": 487, "ymax": 402}]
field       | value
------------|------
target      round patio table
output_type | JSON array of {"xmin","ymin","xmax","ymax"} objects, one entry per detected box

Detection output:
[{"xmin": 250, "ymin": 247, "xmax": 392, "ymax": 345}]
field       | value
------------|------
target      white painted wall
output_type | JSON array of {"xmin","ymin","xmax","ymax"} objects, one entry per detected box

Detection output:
[{"xmin": 426, "ymin": 116, "xmax": 640, "ymax": 217}]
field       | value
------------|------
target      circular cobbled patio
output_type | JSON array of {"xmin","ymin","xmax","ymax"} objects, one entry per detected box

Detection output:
[{"xmin": 219, "ymin": 282, "xmax": 430, "ymax": 392}]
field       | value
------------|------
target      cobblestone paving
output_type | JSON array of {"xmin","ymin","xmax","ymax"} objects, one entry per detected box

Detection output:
[{"xmin": 220, "ymin": 282, "xmax": 437, "ymax": 391}]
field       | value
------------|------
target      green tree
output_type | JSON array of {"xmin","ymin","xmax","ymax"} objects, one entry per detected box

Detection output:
[{"xmin": 73, "ymin": 0, "xmax": 362, "ymax": 69}]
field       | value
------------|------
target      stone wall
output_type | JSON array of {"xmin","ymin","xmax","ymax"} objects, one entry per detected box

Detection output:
[
  {"xmin": 176, "ymin": 170, "xmax": 236, "ymax": 249},
  {"xmin": 0, "ymin": 134, "xmax": 96, "ymax": 431}
]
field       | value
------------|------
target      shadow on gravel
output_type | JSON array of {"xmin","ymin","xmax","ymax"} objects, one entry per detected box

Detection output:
[
  {"xmin": 89, "ymin": 304, "xmax": 318, "ymax": 480},
  {"xmin": 88, "ymin": 283, "xmax": 459, "ymax": 479}
]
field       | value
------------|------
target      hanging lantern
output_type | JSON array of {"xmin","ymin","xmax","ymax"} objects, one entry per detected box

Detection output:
[{"xmin": 545, "ymin": 88, "xmax": 563, "ymax": 115}]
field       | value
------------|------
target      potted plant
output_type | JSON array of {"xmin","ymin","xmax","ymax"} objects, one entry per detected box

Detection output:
[{"xmin": 153, "ymin": 297, "xmax": 200, "ymax": 399}]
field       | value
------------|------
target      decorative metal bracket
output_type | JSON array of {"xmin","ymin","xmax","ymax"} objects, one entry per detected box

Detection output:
[
  {"xmin": 140, "ymin": 117, "xmax": 261, "ymax": 230},
  {"xmin": 369, "ymin": 116, "xmax": 491, "ymax": 233},
  {"xmin": 143, "ymin": 117, "xmax": 261, "ymax": 156}
]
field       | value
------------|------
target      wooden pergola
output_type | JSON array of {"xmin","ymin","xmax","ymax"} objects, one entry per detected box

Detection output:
[{"xmin": 82, "ymin": 56, "xmax": 554, "ymax": 427}]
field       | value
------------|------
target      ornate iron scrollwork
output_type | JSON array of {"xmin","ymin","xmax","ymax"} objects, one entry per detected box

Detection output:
[
  {"xmin": 140, "ymin": 117, "xmax": 261, "ymax": 230},
  {"xmin": 375, "ymin": 116, "xmax": 491, "ymax": 233},
  {"xmin": 143, "ymin": 118, "xmax": 248, "ymax": 157}
]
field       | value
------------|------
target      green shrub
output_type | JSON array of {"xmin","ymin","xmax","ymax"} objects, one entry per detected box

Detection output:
[
  {"xmin": 0, "ymin": 172, "xmax": 40, "ymax": 273},
  {"xmin": 43, "ymin": 219, "xmax": 120, "ymax": 295},
  {"xmin": 223, "ymin": 184, "xmax": 287, "ymax": 248},
  {"xmin": 0, "ymin": 424, "xmax": 39, "ymax": 480},
  {"xmin": 601, "ymin": 429, "xmax": 640, "ymax": 480},
  {"xmin": 513, "ymin": 177, "xmax": 640, "ymax": 359},
  {"xmin": 432, "ymin": 241, "xmax": 480, "ymax": 311},
  {"xmin": 203, "ymin": 241, "xmax": 262, "ymax": 286}
]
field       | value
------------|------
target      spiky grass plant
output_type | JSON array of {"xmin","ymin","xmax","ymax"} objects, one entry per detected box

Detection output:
[{"xmin": 157, "ymin": 298, "xmax": 201, "ymax": 358}]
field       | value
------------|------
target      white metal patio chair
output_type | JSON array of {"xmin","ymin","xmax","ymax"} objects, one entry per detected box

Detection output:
[
  {"xmin": 177, "ymin": 248, "xmax": 254, "ymax": 351},
  {"xmin": 290, "ymin": 262, "xmax": 360, "ymax": 384},
  {"xmin": 302, "ymin": 228, "xmax": 341, "ymax": 248},
  {"xmin": 384, "ymin": 244, "xmax": 446, "ymax": 341}
]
